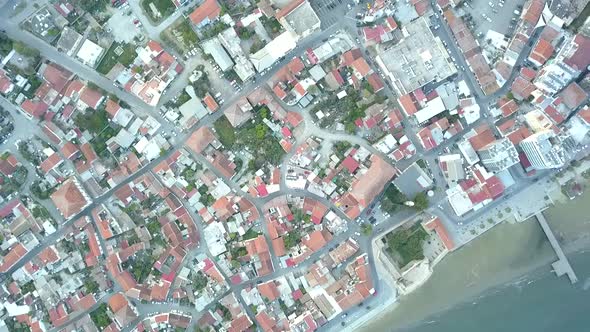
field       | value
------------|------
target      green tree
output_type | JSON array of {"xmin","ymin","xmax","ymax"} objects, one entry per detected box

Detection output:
[
  {"xmin": 192, "ymin": 271, "xmax": 208, "ymax": 291},
  {"xmin": 13, "ymin": 41, "xmax": 40, "ymax": 57},
  {"xmin": 386, "ymin": 224, "xmax": 427, "ymax": 266},
  {"xmin": 85, "ymin": 279, "xmax": 99, "ymax": 293},
  {"xmin": 255, "ymin": 124, "xmax": 267, "ymax": 139},
  {"xmin": 361, "ymin": 223, "xmax": 372, "ymax": 236},
  {"xmin": 74, "ymin": 109, "xmax": 111, "ymax": 134},
  {"xmin": 0, "ymin": 34, "xmax": 13, "ymax": 56},
  {"xmin": 413, "ymin": 192, "xmax": 429, "ymax": 211},
  {"xmin": 381, "ymin": 185, "xmax": 408, "ymax": 213}
]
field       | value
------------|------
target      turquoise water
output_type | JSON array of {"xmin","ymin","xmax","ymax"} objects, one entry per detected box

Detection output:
[
  {"xmin": 398, "ymin": 251, "xmax": 590, "ymax": 332},
  {"xmin": 361, "ymin": 187, "xmax": 590, "ymax": 332}
]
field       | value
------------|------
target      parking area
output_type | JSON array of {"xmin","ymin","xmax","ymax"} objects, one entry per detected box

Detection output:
[
  {"xmin": 106, "ymin": 4, "xmax": 144, "ymax": 43},
  {"xmin": 460, "ymin": 0, "xmax": 526, "ymax": 38},
  {"xmin": 310, "ymin": 0, "xmax": 355, "ymax": 28}
]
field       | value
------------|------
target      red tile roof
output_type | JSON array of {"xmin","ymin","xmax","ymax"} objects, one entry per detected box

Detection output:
[
  {"xmin": 79, "ymin": 87, "xmax": 103, "ymax": 109},
  {"xmin": 350, "ymin": 57, "xmax": 371, "ymax": 77},
  {"xmin": 257, "ymin": 281, "xmax": 280, "ymax": 301},
  {"xmin": 287, "ymin": 57, "xmax": 305, "ymax": 76},
  {"xmin": 507, "ymin": 126, "xmax": 532, "ymax": 145},
  {"xmin": 564, "ymin": 34, "xmax": 590, "ymax": 71},
  {"xmin": 189, "ymin": 0, "xmax": 221, "ymax": 25},
  {"xmin": 80, "ymin": 143, "xmax": 98, "ymax": 164},
  {"xmin": 273, "ymin": 85, "xmax": 287, "ymax": 100},
  {"xmin": 40, "ymin": 152, "xmax": 64, "ymax": 174},
  {"xmin": 341, "ymin": 49, "xmax": 362, "ymax": 67},
  {"xmin": 203, "ymin": 93, "xmax": 219, "ymax": 112},
  {"xmin": 105, "ymin": 98, "xmax": 121, "ymax": 118},
  {"xmin": 559, "ymin": 82, "xmax": 588, "ymax": 110},
  {"xmin": 423, "ymin": 217, "xmax": 454, "ymax": 250},
  {"xmin": 529, "ymin": 39, "xmax": 554, "ymax": 66},
  {"xmin": 276, "ymin": 0, "xmax": 305, "ymax": 19},
  {"xmin": 341, "ymin": 156, "xmax": 359, "ymax": 173},
  {"xmin": 61, "ymin": 141, "xmax": 80, "ymax": 159},
  {"xmin": 0, "ymin": 242, "xmax": 27, "ymax": 273},
  {"xmin": 42, "ymin": 63, "xmax": 73, "ymax": 93},
  {"xmin": 468, "ymin": 127, "xmax": 496, "ymax": 151},
  {"xmin": 398, "ymin": 93, "xmax": 417, "ymax": 116},
  {"xmin": 108, "ymin": 293, "xmax": 128, "ymax": 313},
  {"xmin": 350, "ymin": 155, "xmax": 396, "ymax": 208},
  {"xmin": 0, "ymin": 69, "xmax": 13, "ymax": 94},
  {"xmin": 367, "ymin": 72, "xmax": 384, "ymax": 92},
  {"xmin": 185, "ymin": 127, "xmax": 215, "ymax": 154},
  {"xmin": 520, "ymin": 67, "xmax": 537, "ymax": 81},
  {"xmin": 498, "ymin": 98, "xmax": 518, "ymax": 117},
  {"xmin": 50, "ymin": 178, "xmax": 88, "ymax": 219},
  {"xmin": 21, "ymin": 100, "xmax": 48, "ymax": 118}
]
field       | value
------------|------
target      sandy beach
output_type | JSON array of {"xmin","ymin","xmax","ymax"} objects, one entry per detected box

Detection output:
[{"xmin": 358, "ymin": 181, "xmax": 590, "ymax": 332}]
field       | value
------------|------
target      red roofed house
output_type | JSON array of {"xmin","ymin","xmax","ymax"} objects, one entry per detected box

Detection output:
[
  {"xmin": 559, "ymin": 82, "xmax": 588, "ymax": 111},
  {"xmin": 528, "ymin": 38, "xmax": 554, "ymax": 67},
  {"xmin": 422, "ymin": 217, "xmax": 455, "ymax": 251},
  {"xmin": 341, "ymin": 48, "xmax": 362, "ymax": 67},
  {"xmin": 105, "ymin": 98, "xmax": 122, "ymax": 118},
  {"xmin": 188, "ymin": 0, "xmax": 221, "ymax": 27},
  {"xmin": 50, "ymin": 177, "xmax": 90, "ymax": 219},
  {"xmin": 0, "ymin": 242, "xmax": 28, "ymax": 273},
  {"xmin": 203, "ymin": 93, "xmax": 219, "ymax": 113},
  {"xmin": 20, "ymin": 100, "xmax": 48, "ymax": 119},
  {"xmin": 367, "ymin": 72, "xmax": 384, "ymax": 92},
  {"xmin": 61, "ymin": 141, "xmax": 80, "ymax": 160},
  {"xmin": 0, "ymin": 154, "xmax": 19, "ymax": 177},
  {"xmin": 40, "ymin": 152, "xmax": 64, "ymax": 174},
  {"xmin": 78, "ymin": 86, "xmax": 105, "ymax": 110},
  {"xmin": 350, "ymin": 57, "xmax": 372, "ymax": 79},
  {"xmin": 185, "ymin": 127, "xmax": 216, "ymax": 154},
  {"xmin": 398, "ymin": 93, "xmax": 418, "ymax": 116},
  {"xmin": 80, "ymin": 143, "xmax": 98, "ymax": 164},
  {"xmin": 346, "ymin": 155, "xmax": 396, "ymax": 217},
  {"xmin": 0, "ymin": 69, "xmax": 14, "ymax": 95},
  {"xmin": 564, "ymin": 34, "xmax": 590, "ymax": 72}
]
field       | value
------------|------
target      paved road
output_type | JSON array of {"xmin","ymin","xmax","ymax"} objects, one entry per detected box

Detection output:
[{"xmin": 0, "ymin": 1, "xmax": 552, "ymax": 330}]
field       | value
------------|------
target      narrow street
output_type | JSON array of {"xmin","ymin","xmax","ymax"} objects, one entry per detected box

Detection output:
[{"xmin": 0, "ymin": 0, "xmax": 558, "ymax": 329}]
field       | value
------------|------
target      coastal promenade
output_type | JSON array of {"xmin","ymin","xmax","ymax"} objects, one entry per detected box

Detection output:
[{"xmin": 535, "ymin": 212, "xmax": 578, "ymax": 284}]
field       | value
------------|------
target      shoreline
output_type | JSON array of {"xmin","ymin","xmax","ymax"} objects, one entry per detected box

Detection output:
[
  {"xmin": 357, "ymin": 188, "xmax": 590, "ymax": 332},
  {"xmin": 359, "ymin": 232, "xmax": 590, "ymax": 332}
]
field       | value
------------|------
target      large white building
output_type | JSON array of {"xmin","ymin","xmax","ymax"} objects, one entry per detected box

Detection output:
[
  {"xmin": 276, "ymin": 0, "xmax": 321, "ymax": 40},
  {"xmin": 250, "ymin": 31, "xmax": 297, "ymax": 72},
  {"xmin": 520, "ymin": 131, "xmax": 566, "ymax": 169},
  {"xmin": 76, "ymin": 39, "xmax": 104, "ymax": 68},
  {"xmin": 477, "ymin": 138, "xmax": 520, "ymax": 173},
  {"xmin": 218, "ymin": 28, "xmax": 255, "ymax": 81}
]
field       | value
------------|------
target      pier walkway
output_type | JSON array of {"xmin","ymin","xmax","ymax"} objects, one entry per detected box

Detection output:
[{"xmin": 535, "ymin": 212, "xmax": 578, "ymax": 284}]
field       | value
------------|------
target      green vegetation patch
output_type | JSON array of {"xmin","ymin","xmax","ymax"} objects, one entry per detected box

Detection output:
[
  {"xmin": 74, "ymin": 109, "xmax": 110, "ymax": 133},
  {"xmin": 141, "ymin": 0, "xmax": 176, "ymax": 23},
  {"xmin": 569, "ymin": 2, "xmax": 590, "ymax": 31},
  {"xmin": 242, "ymin": 228, "xmax": 261, "ymax": 240},
  {"xmin": 385, "ymin": 223, "xmax": 428, "ymax": 267},
  {"xmin": 96, "ymin": 42, "xmax": 138, "ymax": 75},
  {"xmin": 214, "ymin": 117, "xmax": 237, "ymax": 148},
  {"xmin": 90, "ymin": 303, "xmax": 112, "ymax": 329},
  {"xmin": 161, "ymin": 18, "xmax": 199, "ymax": 53},
  {"xmin": 0, "ymin": 34, "xmax": 14, "ymax": 56},
  {"xmin": 381, "ymin": 185, "xmax": 408, "ymax": 213},
  {"xmin": 71, "ymin": 0, "xmax": 109, "ymax": 14}
]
